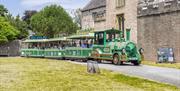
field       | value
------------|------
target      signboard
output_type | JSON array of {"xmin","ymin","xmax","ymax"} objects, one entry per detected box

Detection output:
[
  {"xmin": 30, "ymin": 36, "xmax": 48, "ymax": 40},
  {"xmin": 157, "ymin": 48, "xmax": 174, "ymax": 63}
]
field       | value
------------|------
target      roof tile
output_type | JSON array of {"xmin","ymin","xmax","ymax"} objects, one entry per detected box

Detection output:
[{"xmin": 82, "ymin": 0, "xmax": 106, "ymax": 11}]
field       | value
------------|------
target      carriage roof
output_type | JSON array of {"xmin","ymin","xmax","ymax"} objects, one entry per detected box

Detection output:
[
  {"xmin": 47, "ymin": 37, "xmax": 69, "ymax": 42},
  {"xmin": 67, "ymin": 33, "xmax": 94, "ymax": 39},
  {"xmin": 23, "ymin": 37, "xmax": 69, "ymax": 43},
  {"xmin": 23, "ymin": 29, "xmax": 121, "ymax": 43},
  {"xmin": 94, "ymin": 28, "xmax": 121, "ymax": 34},
  {"xmin": 23, "ymin": 39, "xmax": 47, "ymax": 43}
]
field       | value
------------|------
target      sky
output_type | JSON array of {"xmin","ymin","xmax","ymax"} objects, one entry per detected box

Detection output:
[{"xmin": 0, "ymin": 0, "xmax": 90, "ymax": 17}]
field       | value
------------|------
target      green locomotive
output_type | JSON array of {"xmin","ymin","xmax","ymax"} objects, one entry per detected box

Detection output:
[
  {"xmin": 21, "ymin": 28, "xmax": 142, "ymax": 65},
  {"xmin": 90, "ymin": 29, "xmax": 141, "ymax": 65}
]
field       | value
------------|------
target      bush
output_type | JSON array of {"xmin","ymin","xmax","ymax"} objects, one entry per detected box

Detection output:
[{"xmin": 0, "ymin": 17, "xmax": 19, "ymax": 43}]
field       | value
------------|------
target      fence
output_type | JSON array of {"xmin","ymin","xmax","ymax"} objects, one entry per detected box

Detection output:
[{"xmin": 0, "ymin": 40, "xmax": 21, "ymax": 56}]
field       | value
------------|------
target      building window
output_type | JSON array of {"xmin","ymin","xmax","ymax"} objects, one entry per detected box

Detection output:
[
  {"xmin": 164, "ymin": 0, "xmax": 174, "ymax": 6},
  {"xmin": 177, "ymin": 0, "xmax": 180, "ymax": 3},
  {"xmin": 116, "ymin": 0, "xmax": 125, "ymax": 8},
  {"xmin": 93, "ymin": 11, "xmax": 106, "ymax": 22},
  {"xmin": 116, "ymin": 14, "xmax": 125, "ymax": 37}
]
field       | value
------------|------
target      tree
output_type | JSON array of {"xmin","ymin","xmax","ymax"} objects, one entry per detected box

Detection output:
[
  {"xmin": 0, "ymin": 4, "xmax": 28, "ymax": 42},
  {"xmin": 73, "ymin": 8, "xmax": 82, "ymax": 29},
  {"xmin": 14, "ymin": 15, "xmax": 29, "ymax": 39},
  {"xmin": 6, "ymin": 14, "xmax": 29, "ymax": 39},
  {"xmin": 21, "ymin": 10, "xmax": 37, "ymax": 36},
  {"xmin": 0, "ymin": 17, "xmax": 19, "ymax": 43},
  {"xmin": 0, "ymin": 4, "xmax": 8, "ymax": 17},
  {"xmin": 22, "ymin": 10, "xmax": 37, "ymax": 24},
  {"xmin": 30, "ymin": 5, "xmax": 78, "ymax": 38}
]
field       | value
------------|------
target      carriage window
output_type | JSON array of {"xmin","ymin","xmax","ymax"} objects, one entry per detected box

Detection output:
[
  {"xmin": 106, "ymin": 33, "xmax": 115, "ymax": 42},
  {"xmin": 95, "ymin": 33, "xmax": 104, "ymax": 45},
  {"xmin": 115, "ymin": 34, "xmax": 120, "ymax": 39}
]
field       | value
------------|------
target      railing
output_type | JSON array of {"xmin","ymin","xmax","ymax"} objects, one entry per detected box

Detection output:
[{"xmin": 0, "ymin": 47, "xmax": 9, "ymax": 56}]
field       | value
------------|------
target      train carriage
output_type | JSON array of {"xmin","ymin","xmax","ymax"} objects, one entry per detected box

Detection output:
[
  {"xmin": 64, "ymin": 33, "xmax": 94, "ymax": 61},
  {"xmin": 21, "ymin": 39, "xmax": 47, "ymax": 58},
  {"xmin": 44, "ymin": 37, "xmax": 68, "ymax": 59},
  {"xmin": 21, "ymin": 37, "xmax": 68, "ymax": 59}
]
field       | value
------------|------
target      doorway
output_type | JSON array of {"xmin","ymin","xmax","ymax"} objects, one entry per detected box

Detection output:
[{"xmin": 116, "ymin": 14, "xmax": 125, "ymax": 38}]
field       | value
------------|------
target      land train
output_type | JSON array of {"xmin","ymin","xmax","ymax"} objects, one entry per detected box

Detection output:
[{"xmin": 21, "ymin": 29, "xmax": 143, "ymax": 65}]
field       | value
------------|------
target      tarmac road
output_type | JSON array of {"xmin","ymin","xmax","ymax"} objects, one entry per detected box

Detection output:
[{"xmin": 69, "ymin": 61, "xmax": 180, "ymax": 87}]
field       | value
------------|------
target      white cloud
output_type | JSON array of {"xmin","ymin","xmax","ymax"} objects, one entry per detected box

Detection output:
[
  {"xmin": 20, "ymin": 0, "xmax": 72, "ymax": 8},
  {"xmin": 20, "ymin": 0, "xmax": 90, "ymax": 16}
]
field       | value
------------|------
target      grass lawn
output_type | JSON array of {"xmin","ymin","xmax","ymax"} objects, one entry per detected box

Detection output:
[
  {"xmin": 0, "ymin": 58, "xmax": 179, "ymax": 91},
  {"xmin": 142, "ymin": 61, "xmax": 180, "ymax": 69}
]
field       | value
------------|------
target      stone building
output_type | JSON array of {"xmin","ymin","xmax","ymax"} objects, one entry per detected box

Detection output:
[
  {"xmin": 81, "ymin": 0, "xmax": 106, "ymax": 30},
  {"xmin": 82, "ymin": 0, "xmax": 139, "ymax": 43},
  {"xmin": 137, "ymin": 0, "xmax": 180, "ymax": 62},
  {"xmin": 106, "ymin": 0, "xmax": 139, "ymax": 43},
  {"xmin": 82, "ymin": 0, "xmax": 180, "ymax": 62}
]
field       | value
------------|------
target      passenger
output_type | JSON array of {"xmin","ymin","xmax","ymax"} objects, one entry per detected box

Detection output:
[
  {"xmin": 86, "ymin": 40, "xmax": 89, "ymax": 48},
  {"xmin": 59, "ymin": 46, "xmax": 62, "ymax": 50},
  {"xmin": 54, "ymin": 46, "xmax": 57, "ymax": 49},
  {"xmin": 81, "ymin": 41, "xmax": 86, "ymax": 48},
  {"xmin": 109, "ymin": 34, "xmax": 112, "ymax": 42},
  {"xmin": 62, "ymin": 43, "xmax": 65, "ymax": 49},
  {"xmin": 42, "ymin": 46, "xmax": 45, "ymax": 49},
  {"xmin": 89, "ymin": 40, "xmax": 93, "ymax": 48},
  {"xmin": 73, "ymin": 41, "xmax": 76, "ymax": 47},
  {"xmin": 79, "ymin": 41, "xmax": 82, "ymax": 47},
  {"xmin": 81, "ymin": 43, "xmax": 85, "ymax": 48}
]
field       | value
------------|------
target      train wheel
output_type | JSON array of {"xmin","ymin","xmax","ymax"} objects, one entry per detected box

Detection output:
[
  {"xmin": 113, "ymin": 55, "xmax": 119, "ymax": 65},
  {"xmin": 97, "ymin": 60, "xmax": 102, "ymax": 63},
  {"xmin": 82, "ymin": 59, "xmax": 87, "ymax": 62},
  {"xmin": 71, "ymin": 59, "xmax": 75, "ymax": 61},
  {"xmin": 120, "ymin": 61, "xmax": 124, "ymax": 65},
  {"xmin": 133, "ymin": 61, "xmax": 140, "ymax": 66}
]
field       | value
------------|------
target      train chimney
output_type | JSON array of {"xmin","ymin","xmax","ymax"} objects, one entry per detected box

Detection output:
[{"xmin": 126, "ymin": 29, "xmax": 131, "ymax": 41}]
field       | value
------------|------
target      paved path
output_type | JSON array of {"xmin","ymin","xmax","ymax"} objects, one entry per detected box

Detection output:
[{"xmin": 69, "ymin": 61, "xmax": 180, "ymax": 87}]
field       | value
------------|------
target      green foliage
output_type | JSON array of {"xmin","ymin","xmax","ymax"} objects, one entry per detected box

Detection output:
[
  {"xmin": 31, "ymin": 5, "xmax": 78, "ymax": 38},
  {"xmin": 0, "ymin": 17, "xmax": 19, "ymax": 43},
  {"xmin": 5, "ymin": 14, "xmax": 29, "ymax": 39},
  {"xmin": 15, "ymin": 15, "xmax": 29, "ymax": 39},
  {"xmin": 0, "ymin": 4, "xmax": 28, "ymax": 41},
  {"xmin": 0, "ymin": 35, "xmax": 8, "ymax": 43},
  {"xmin": 0, "ymin": 4, "xmax": 8, "ymax": 17}
]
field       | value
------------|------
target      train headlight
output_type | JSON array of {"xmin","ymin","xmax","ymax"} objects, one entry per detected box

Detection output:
[
  {"xmin": 21, "ymin": 52, "xmax": 24, "ymax": 55},
  {"xmin": 139, "ymin": 48, "xmax": 144, "ymax": 54},
  {"xmin": 58, "ymin": 52, "xmax": 62, "ymax": 56}
]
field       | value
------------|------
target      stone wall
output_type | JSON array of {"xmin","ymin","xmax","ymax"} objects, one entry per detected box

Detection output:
[
  {"xmin": 0, "ymin": 40, "xmax": 21, "ymax": 56},
  {"xmin": 138, "ymin": 0, "xmax": 180, "ymax": 62},
  {"xmin": 81, "ymin": 7, "xmax": 106, "ymax": 30},
  {"xmin": 106, "ymin": 0, "xmax": 138, "ymax": 43}
]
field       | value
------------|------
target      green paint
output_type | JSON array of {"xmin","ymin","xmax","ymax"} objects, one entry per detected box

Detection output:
[
  {"xmin": 21, "ymin": 28, "xmax": 142, "ymax": 65},
  {"xmin": 126, "ymin": 29, "xmax": 131, "ymax": 41},
  {"xmin": 91, "ymin": 29, "xmax": 141, "ymax": 64},
  {"xmin": 104, "ymin": 32, "xmax": 106, "ymax": 46}
]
